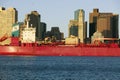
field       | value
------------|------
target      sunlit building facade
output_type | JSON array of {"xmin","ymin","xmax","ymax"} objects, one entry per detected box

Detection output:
[
  {"xmin": 0, "ymin": 7, "xmax": 18, "ymax": 45},
  {"xmin": 89, "ymin": 9, "xmax": 119, "ymax": 38},
  {"xmin": 68, "ymin": 9, "xmax": 87, "ymax": 43}
]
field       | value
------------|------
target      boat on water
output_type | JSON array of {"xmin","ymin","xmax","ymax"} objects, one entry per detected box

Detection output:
[
  {"xmin": 0, "ymin": 36, "xmax": 120, "ymax": 56},
  {"xmin": 0, "ymin": 45, "xmax": 120, "ymax": 56}
]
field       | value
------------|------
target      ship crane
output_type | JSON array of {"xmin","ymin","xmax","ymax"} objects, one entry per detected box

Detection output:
[{"xmin": 0, "ymin": 33, "xmax": 9, "ymax": 42}]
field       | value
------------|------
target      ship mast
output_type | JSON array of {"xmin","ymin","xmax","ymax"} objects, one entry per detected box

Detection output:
[{"xmin": 26, "ymin": 17, "xmax": 30, "ymax": 28}]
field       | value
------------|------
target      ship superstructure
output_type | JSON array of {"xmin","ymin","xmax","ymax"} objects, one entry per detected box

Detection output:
[{"xmin": 20, "ymin": 18, "xmax": 36, "ymax": 43}]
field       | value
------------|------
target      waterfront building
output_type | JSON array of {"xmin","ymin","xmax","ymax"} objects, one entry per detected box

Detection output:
[
  {"xmin": 89, "ymin": 9, "xmax": 119, "ymax": 38},
  {"xmin": 61, "ymin": 32, "xmax": 64, "ymax": 40},
  {"xmin": 65, "ymin": 35, "xmax": 80, "ymax": 45},
  {"xmin": 91, "ymin": 31, "xmax": 104, "ymax": 43},
  {"xmin": 40, "ymin": 22, "xmax": 46, "ymax": 40},
  {"xmin": 45, "ymin": 27, "xmax": 63, "ymax": 41},
  {"xmin": 0, "ymin": 7, "xmax": 18, "ymax": 45},
  {"xmin": 51, "ymin": 27, "xmax": 62, "ymax": 40},
  {"xmin": 68, "ymin": 9, "xmax": 87, "ymax": 43}
]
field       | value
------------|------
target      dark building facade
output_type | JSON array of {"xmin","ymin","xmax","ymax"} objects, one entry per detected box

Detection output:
[
  {"xmin": 69, "ymin": 26, "xmax": 78, "ymax": 36},
  {"xmin": 84, "ymin": 21, "xmax": 87, "ymax": 41},
  {"xmin": 40, "ymin": 22, "xmax": 46, "ymax": 40},
  {"xmin": 89, "ymin": 9, "xmax": 119, "ymax": 38},
  {"xmin": 112, "ymin": 15, "xmax": 119, "ymax": 38},
  {"xmin": 45, "ymin": 27, "xmax": 63, "ymax": 40}
]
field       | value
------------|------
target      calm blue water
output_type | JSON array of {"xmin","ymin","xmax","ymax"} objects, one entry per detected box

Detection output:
[{"xmin": 0, "ymin": 56, "xmax": 120, "ymax": 80}]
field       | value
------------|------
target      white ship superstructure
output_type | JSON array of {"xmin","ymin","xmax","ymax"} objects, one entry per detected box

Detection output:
[{"xmin": 21, "ymin": 18, "xmax": 36, "ymax": 43}]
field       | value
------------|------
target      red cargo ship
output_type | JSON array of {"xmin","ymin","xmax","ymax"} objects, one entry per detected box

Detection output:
[
  {"xmin": 0, "ymin": 36, "xmax": 120, "ymax": 56},
  {"xmin": 0, "ymin": 45, "xmax": 120, "ymax": 56}
]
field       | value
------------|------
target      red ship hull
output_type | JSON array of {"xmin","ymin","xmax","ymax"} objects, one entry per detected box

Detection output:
[{"xmin": 0, "ymin": 46, "xmax": 120, "ymax": 56}]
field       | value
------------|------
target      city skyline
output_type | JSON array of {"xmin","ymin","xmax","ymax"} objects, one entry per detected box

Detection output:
[{"xmin": 0, "ymin": 0, "xmax": 120, "ymax": 37}]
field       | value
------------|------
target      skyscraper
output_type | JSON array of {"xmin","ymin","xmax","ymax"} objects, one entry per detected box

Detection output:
[
  {"xmin": 0, "ymin": 7, "xmax": 18, "ymax": 45},
  {"xmin": 77, "ymin": 9, "xmax": 85, "ymax": 43},
  {"xmin": 89, "ymin": 9, "xmax": 99, "ymax": 38},
  {"xmin": 68, "ymin": 9, "xmax": 87, "ymax": 43},
  {"xmin": 24, "ymin": 11, "xmax": 41, "ymax": 40},
  {"xmin": 74, "ymin": 9, "xmax": 80, "ymax": 20},
  {"xmin": 112, "ymin": 14, "xmax": 119, "ymax": 38},
  {"xmin": 40, "ymin": 22, "xmax": 46, "ymax": 40},
  {"xmin": 89, "ymin": 9, "xmax": 119, "ymax": 38}
]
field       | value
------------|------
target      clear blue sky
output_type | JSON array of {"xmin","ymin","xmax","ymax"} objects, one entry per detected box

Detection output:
[{"xmin": 0, "ymin": 0, "xmax": 120, "ymax": 37}]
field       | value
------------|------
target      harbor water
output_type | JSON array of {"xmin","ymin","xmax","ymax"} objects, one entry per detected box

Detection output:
[{"xmin": 0, "ymin": 56, "xmax": 120, "ymax": 80}]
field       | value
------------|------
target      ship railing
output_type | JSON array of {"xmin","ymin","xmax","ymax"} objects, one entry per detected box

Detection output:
[
  {"xmin": 76, "ymin": 42, "xmax": 120, "ymax": 48},
  {"xmin": 20, "ymin": 43, "xmax": 38, "ymax": 47}
]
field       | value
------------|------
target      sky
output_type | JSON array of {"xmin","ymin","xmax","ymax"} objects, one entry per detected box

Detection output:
[{"xmin": 0, "ymin": 0, "xmax": 120, "ymax": 37}]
